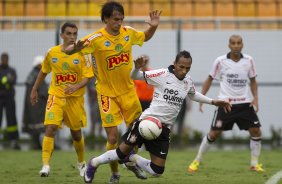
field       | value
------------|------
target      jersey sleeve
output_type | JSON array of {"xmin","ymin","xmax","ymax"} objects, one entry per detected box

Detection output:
[
  {"xmin": 187, "ymin": 76, "xmax": 196, "ymax": 95},
  {"xmin": 248, "ymin": 56, "xmax": 257, "ymax": 78},
  {"xmin": 80, "ymin": 32, "xmax": 102, "ymax": 55},
  {"xmin": 144, "ymin": 69, "xmax": 167, "ymax": 86},
  {"xmin": 41, "ymin": 49, "xmax": 52, "ymax": 74},
  {"xmin": 209, "ymin": 58, "xmax": 221, "ymax": 79},
  {"xmin": 125, "ymin": 26, "xmax": 145, "ymax": 46}
]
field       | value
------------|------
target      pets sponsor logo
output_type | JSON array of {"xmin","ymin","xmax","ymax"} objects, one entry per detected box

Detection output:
[
  {"xmin": 55, "ymin": 73, "xmax": 78, "ymax": 85},
  {"xmin": 107, "ymin": 52, "xmax": 130, "ymax": 70}
]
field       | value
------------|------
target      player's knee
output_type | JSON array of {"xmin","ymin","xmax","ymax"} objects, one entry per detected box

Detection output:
[
  {"xmin": 150, "ymin": 162, "xmax": 165, "ymax": 177},
  {"xmin": 116, "ymin": 147, "xmax": 127, "ymax": 160}
]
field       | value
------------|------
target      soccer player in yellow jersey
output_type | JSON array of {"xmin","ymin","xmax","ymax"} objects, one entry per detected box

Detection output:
[
  {"xmin": 64, "ymin": 1, "xmax": 161, "ymax": 183},
  {"xmin": 30, "ymin": 22, "xmax": 94, "ymax": 177}
]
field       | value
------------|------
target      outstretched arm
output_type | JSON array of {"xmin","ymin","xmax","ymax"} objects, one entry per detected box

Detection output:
[
  {"xmin": 189, "ymin": 91, "xmax": 232, "ymax": 113},
  {"xmin": 199, "ymin": 75, "xmax": 213, "ymax": 112},
  {"xmin": 131, "ymin": 55, "xmax": 149, "ymax": 80},
  {"xmin": 62, "ymin": 40, "xmax": 88, "ymax": 55},
  {"xmin": 144, "ymin": 10, "xmax": 162, "ymax": 41}
]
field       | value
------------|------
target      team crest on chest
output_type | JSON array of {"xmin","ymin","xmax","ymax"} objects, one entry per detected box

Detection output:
[
  {"xmin": 62, "ymin": 62, "xmax": 69, "ymax": 70},
  {"xmin": 115, "ymin": 44, "xmax": 123, "ymax": 52}
]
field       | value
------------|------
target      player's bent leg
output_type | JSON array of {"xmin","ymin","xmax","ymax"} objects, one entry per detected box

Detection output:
[{"xmin": 129, "ymin": 154, "xmax": 164, "ymax": 177}]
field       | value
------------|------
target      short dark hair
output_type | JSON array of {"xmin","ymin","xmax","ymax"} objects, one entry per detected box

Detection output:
[
  {"xmin": 175, "ymin": 50, "xmax": 192, "ymax": 63},
  {"xmin": 1, "ymin": 52, "xmax": 8, "ymax": 58},
  {"xmin": 101, "ymin": 1, "xmax": 124, "ymax": 22},
  {"xmin": 61, "ymin": 22, "xmax": 77, "ymax": 33}
]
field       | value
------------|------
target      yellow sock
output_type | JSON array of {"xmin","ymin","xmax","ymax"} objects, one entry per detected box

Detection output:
[
  {"xmin": 106, "ymin": 142, "xmax": 119, "ymax": 173},
  {"xmin": 73, "ymin": 137, "xmax": 85, "ymax": 163},
  {"xmin": 42, "ymin": 136, "xmax": 54, "ymax": 165}
]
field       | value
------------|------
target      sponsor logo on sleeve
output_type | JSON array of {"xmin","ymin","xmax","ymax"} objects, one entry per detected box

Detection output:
[{"xmin": 145, "ymin": 71, "xmax": 165, "ymax": 78}]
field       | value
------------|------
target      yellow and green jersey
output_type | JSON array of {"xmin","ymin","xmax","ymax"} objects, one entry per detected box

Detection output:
[
  {"xmin": 81, "ymin": 26, "xmax": 145, "ymax": 97},
  {"xmin": 42, "ymin": 45, "xmax": 94, "ymax": 97}
]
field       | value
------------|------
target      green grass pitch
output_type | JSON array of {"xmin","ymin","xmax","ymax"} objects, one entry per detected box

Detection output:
[{"xmin": 0, "ymin": 149, "xmax": 281, "ymax": 184}]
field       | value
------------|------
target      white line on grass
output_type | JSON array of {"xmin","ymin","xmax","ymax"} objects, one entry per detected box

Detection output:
[{"xmin": 265, "ymin": 170, "xmax": 282, "ymax": 184}]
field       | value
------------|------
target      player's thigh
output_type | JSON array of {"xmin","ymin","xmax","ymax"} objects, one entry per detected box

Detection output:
[
  {"xmin": 44, "ymin": 95, "xmax": 64, "ymax": 128},
  {"xmin": 211, "ymin": 108, "xmax": 235, "ymax": 131},
  {"xmin": 64, "ymin": 96, "xmax": 86, "ymax": 130},
  {"xmin": 118, "ymin": 89, "xmax": 142, "ymax": 127},
  {"xmin": 144, "ymin": 127, "xmax": 170, "ymax": 160},
  {"xmin": 236, "ymin": 104, "xmax": 261, "ymax": 130},
  {"xmin": 97, "ymin": 93, "xmax": 123, "ymax": 128}
]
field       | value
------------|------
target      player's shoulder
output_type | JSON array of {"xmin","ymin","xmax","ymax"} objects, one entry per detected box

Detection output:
[
  {"xmin": 84, "ymin": 30, "xmax": 103, "ymax": 42},
  {"xmin": 242, "ymin": 53, "xmax": 254, "ymax": 60},
  {"xmin": 185, "ymin": 75, "xmax": 194, "ymax": 82},
  {"xmin": 216, "ymin": 54, "xmax": 228, "ymax": 61},
  {"xmin": 49, "ymin": 45, "xmax": 59, "ymax": 51},
  {"xmin": 46, "ymin": 45, "xmax": 60, "ymax": 55},
  {"xmin": 123, "ymin": 25, "xmax": 139, "ymax": 33}
]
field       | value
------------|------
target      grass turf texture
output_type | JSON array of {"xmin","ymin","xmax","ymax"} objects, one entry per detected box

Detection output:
[{"xmin": 0, "ymin": 149, "xmax": 281, "ymax": 184}]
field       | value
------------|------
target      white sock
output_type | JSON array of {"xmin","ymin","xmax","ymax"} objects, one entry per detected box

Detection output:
[
  {"xmin": 130, "ymin": 154, "xmax": 158, "ymax": 176},
  {"xmin": 250, "ymin": 137, "xmax": 262, "ymax": 166},
  {"xmin": 91, "ymin": 150, "xmax": 119, "ymax": 167},
  {"xmin": 195, "ymin": 135, "xmax": 213, "ymax": 162}
]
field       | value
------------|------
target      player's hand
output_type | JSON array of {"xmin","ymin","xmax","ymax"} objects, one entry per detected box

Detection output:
[
  {"xmin": 30, "ymin": 88, "xmax": 38, "ymax": 106},
  {"xmin": 212, "ymin": 99, "xmax": 232, "ymax": 113},
  {"xmin": 134, "ymin": 55, "xmax": 149, "ymax": 69},
  {"xmin": 250, "ymin": 99, "xmax": 259, "ymax": 112},
  {"xmin": 63, "ymin": 40, "xmax": 87, "ymax": 55},
  {"xmin": 64, "ymin": 84, "xmax": 79, "ymax": 95},
  {"xmin": 146, "ymin": 10, "xmax": 162, "ymax": 28},
  {"xmin": 199, "ymin": 103, "xmax": 204, "ymax": 113}
]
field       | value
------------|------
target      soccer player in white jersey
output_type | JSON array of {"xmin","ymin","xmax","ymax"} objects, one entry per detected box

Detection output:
[
  {"xmin": 83, "ymin": 50, "xmax": 231, "ymax": 183},
  {"xmin": 188, "ymin": 35, "xmax": 265, "ymax": 173}
]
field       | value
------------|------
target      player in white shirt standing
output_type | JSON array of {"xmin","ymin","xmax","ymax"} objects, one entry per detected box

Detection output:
[
  {"xmin": 83, "ymin": 50, "xmax": 232, "ymax": 183},
  {"xmin": 188, "ymin": 35, "xmax": 265, "ymax": 173}
]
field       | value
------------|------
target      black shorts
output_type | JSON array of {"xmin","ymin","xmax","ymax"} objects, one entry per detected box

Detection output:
[
  {"xmin": 122, "ymin": 120, "xmax": 171, "ymax": 159},
  {"xmin": 211, "ymin": 103, "xmax": 261, "ymax": 131}
]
